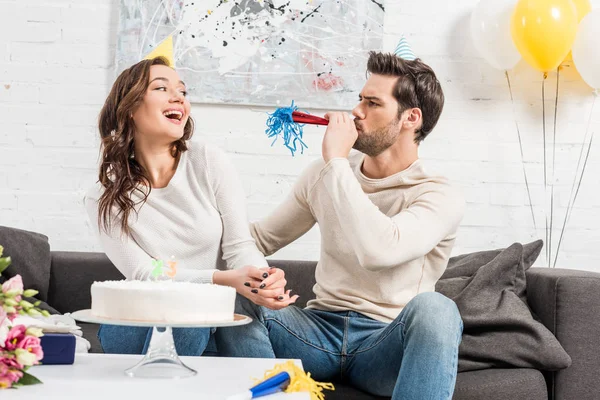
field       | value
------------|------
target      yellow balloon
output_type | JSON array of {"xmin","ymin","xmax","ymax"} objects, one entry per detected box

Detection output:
[
  {"xmin": 563, "ymin": 0, "xmax": 592, "ymax": 63},
  {"xmin": 572, "ymin": 0, "xmax": 592, "ymax": 22},
  {"xmin": 511, "ymin": 0, "xmax": 579, "ymax": 72}
]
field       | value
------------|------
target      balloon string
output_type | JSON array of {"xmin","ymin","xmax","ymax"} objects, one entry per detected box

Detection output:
[
  {"xmin": 553, "ymin": 93, "xmax": 597, "ymax": 268},
  {"xmin": 542, "ymin": 73, "xmax": 549, "ymax": 266},
  {"xmin": 505, "ymin": 71, "xmax": 536, "ymax": 230},
  {"xmin": 549, "ymin": 67, "xmax": 560, "ymax": 266}
]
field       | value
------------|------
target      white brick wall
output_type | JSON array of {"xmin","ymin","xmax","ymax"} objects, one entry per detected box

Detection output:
[{"xmin": 1, "ymin": 0, "xmax": 600, "ymax": 271}]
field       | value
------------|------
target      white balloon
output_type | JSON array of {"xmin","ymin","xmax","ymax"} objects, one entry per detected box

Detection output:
[
  {"xmin": 470, "ymin": 0, "xmax": 521, "ymax": 71},
  {"xmin": 572, "ymin": 10, "xmax": 600, "ymax": 90}
]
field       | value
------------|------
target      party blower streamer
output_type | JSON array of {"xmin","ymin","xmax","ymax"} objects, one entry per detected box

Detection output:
[
  {"xmin": 265, "ymin": 36, "xmax": 417, "ymax": 156},
  {"xmin": 265, "ymin": 101, "xmax": 329, "ymax": 156},
  {"xmin": 227, "ymin": 361, "xmax": 334, "ymax": 400}
]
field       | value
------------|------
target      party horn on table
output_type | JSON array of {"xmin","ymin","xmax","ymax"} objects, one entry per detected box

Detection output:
[{"xmin": 227, "ymin": 371, "xmax": 291, "ymax": 400}]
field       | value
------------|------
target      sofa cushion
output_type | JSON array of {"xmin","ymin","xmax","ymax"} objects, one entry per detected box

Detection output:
[
  {"xmin": 443, "ymin": 240, "xmax": 543, "ymax": 278},
  {"xmin": 305, "ymin": 368, "xmax": 548, "ymax": 400},
  {"xmin": 436, "ymin": 242, "xmax": 571, "ymax": 372},
  {"xmin": 0, "ymin": 225, "xmax": 52, "ymax": 301},
  {"xmin": 80, "ymin": 322, "xmax": 103, "ymax": 354},
  {"xmin": 453, "ymin": 368, "xmax": 548, "ymax": 400},
  {"xmin": 441, "ymin": 239, "xmax": 542, "ymax": 303}
]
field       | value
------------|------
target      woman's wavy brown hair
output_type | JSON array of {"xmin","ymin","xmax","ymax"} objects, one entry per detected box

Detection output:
[{"xmin": 97, "ymin": 56, "xmax": 194, "ymax": 236}]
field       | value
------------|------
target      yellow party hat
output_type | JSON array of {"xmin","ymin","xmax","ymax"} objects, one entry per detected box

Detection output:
[{"xmin": 144, "ymin": 35, "xmax": 174, "ymax": 67}]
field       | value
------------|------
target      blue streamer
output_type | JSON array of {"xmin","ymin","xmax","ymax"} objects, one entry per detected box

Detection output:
[{"xmin": 265, "ymin": 101, "xmax": 308, "ymax": 156}]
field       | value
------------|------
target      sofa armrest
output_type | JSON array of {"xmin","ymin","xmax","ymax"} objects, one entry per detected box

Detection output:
[
  {"xmin": 267, "ymin": 259, "xmax": 317, "ymax": 308},
  {"xmin": 48, "ymin": 251, "xmax": 124, "ymax": 314},
  {"xmin": 526, "ymin": 267, "xmax": 600, "ymax": 400}
]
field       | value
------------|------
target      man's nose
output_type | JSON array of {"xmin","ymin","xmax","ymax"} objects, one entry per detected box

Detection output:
[{"xmin": 352, "ymin": 105, "xmax": 364, "ymax": 119}]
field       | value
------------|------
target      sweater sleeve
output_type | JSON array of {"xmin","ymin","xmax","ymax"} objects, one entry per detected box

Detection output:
[
  {"xmin": 207, "ymin": 147, "xmax": 269, "ymax": 269},
  {"xmin": 319, "ymin": 158, "xmax": 465, "ymax": 271},
  {"xmin": 250, "ymin": 162, "xmax": 318, "ymax": 257},
  {"xmin": 84, "ymin": 194, "xmax": 217, "ymax": 283}
]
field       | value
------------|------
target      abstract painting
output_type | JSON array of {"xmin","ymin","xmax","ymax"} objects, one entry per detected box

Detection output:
[{"xmin": 115, "ymin": 0, "xmax": 385, "ymax": 109}]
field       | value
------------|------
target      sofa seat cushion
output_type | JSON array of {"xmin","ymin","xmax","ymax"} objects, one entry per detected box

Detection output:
[
  {"xmin": 453, "ymin": 368, "xmax": 548, "ymax": 400},
  {"xmin": 312, "ymin": 368, "xmax": 548, "ymax": 400},
  {"xmin": 80, "ymin": 322, "xmax": 103, "ymax": 354}
]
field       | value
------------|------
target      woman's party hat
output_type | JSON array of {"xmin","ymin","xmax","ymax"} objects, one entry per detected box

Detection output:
[{"xmin": 144, "ymin": 35, "xmax": 174, "ymax": 67}]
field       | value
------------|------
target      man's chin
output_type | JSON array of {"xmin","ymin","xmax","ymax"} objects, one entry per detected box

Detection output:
[{"xmin": 352, "ymin": 142, "xmax": 366, "ymax": 154}]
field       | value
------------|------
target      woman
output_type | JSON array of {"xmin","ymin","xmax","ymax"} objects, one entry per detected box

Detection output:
[{"xmin": 85, "ymin": 56, "xmax": 298, "ymax": 356}]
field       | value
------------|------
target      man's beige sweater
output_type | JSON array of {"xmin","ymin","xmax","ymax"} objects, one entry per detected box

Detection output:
[{"xmin": 251, "ymin": 152, "xmax": 465, "ymax": 323}]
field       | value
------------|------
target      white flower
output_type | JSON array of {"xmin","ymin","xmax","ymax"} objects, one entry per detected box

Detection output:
[
  {"xmin": 15, "ymin": 348, "xmax": 37, "ymax": 367},
  {"xmin": 0, "ymin": 317, "xmax": 11, "ymax": 348}
]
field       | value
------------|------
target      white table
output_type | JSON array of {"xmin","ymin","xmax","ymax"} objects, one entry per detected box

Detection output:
[{"xmin": 5, "ymin": 354, "xmax": 310, "ymax": 400}]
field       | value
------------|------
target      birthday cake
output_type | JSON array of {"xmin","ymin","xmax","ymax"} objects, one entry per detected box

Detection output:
[{"xmin": 90, "ymin": 280, "xmax": 236, "ymax": 323}]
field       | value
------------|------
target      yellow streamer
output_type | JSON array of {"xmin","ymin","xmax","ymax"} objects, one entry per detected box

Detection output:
[{"xmin": 255, "ymin": 361, "xmax": 335, "ymax": 400}]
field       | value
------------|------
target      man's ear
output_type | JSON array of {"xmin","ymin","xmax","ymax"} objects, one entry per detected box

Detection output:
[{"xmin": 403, "ymin": 108, "xmax": 422, "ymax": 130}]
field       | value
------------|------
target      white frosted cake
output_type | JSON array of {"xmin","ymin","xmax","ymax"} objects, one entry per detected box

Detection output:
[{"xmin": 91, "ymin": 280, "xmax": 236, "ymax": 323}]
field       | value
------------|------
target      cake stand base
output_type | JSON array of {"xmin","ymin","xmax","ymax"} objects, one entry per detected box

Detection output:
[{"xmin": 124, "ymin": 326, "xmax": 197, "ymax": 379}]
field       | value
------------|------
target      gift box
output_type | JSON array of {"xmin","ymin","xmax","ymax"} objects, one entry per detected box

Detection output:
[{"xmin": 40, "ymin": 333, "xmax": 76, "ymax": 365}]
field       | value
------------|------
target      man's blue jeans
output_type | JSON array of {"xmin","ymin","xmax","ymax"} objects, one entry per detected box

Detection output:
[
  {"xmin": 216, "ymin": 292, "xmax": 462, "ymax": 400},
  {"xmin": 98, "ymin": 325, "xmax": 217, "ymax": 356}
]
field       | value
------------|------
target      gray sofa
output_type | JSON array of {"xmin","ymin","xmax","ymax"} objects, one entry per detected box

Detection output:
[{"xmin": 45, "ymin": 251, "xmax": 600, "ymax": 400}]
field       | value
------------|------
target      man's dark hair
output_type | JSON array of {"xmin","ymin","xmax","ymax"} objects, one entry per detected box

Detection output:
[{"xmin": 366, "ymin": 51, "xmax": 444, "ymax": 143}]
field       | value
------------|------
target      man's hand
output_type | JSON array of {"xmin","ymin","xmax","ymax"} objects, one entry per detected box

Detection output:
[
  {"xmin": 213, "ymin": 266, "xmax": 299, "ymax": 310},
  {"xmin": 322, "ymin": 112, "xmax": 358, "ymax": 163}
]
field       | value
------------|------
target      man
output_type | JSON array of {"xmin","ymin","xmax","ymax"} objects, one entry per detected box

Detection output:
[{"xmin": 217, "ymin": 51, "xmax": 465, "ymax": 400}]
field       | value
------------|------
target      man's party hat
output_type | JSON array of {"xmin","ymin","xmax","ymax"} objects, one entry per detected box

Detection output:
[
  {"xmin": 144, "ymin": 35, "xmax": 174, "ymax": 67},
  {"xmin": 394, "ymin": 35, "xmax": 416, "ymax": 61}
]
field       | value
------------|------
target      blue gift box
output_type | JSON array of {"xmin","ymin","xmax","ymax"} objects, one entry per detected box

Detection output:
[{"xmin": 40, "ymin": 333, "xmax": 76, "ymax": 365}]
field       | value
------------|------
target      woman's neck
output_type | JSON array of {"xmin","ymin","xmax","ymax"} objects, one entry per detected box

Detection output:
[{"xmin": 134, "ymin": 142, "xmax": 178, "ymax": 189}]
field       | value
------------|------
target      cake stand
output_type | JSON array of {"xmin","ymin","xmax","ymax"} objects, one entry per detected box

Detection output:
[{"xmin": 71, "ymin": 309, "xmax": 251, "ymax": 379}]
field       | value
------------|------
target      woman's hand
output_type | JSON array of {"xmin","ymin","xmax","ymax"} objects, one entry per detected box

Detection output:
[{"xmin": 213, "ymin": 267, "xmax": 299, "ymax": 310}]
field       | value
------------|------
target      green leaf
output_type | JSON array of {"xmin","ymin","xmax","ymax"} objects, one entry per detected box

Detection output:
[
  {"xmin": 33, "ymin": 300, "xmax": 41, "ymax": 306},
  {"xmin": 0, "ymin": 256, "xmax": 11, "ymax": 274},
  {"xmin": 41, "ymin": 310, "xmax": 50, "ymax": 317},
  {"xmin": 16, "ymin": 372, "xmax": 43, "ymax": 386}
]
